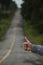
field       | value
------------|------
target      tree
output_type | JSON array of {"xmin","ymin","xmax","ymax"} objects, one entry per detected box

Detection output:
[
  {"xmin": 0, "ymin": 0, "xmax": 12, "ymax": 10},
  {"xmin": 21, "ymin": 0, "xmax": 43, "ymax": 33}
]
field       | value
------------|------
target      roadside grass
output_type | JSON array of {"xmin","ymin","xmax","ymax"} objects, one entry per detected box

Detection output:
[
  {"xmin": 23, "ymin": 20, "xmax": 43, "ymax": 45},
  {"xmin": 0, "ymin": 10, "xmax": 16, "ymax": 40}
]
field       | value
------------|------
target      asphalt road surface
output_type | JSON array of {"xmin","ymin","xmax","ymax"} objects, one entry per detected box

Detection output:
[{"xmin": 0, "ymin": 9, "xmax": 43, "ymax": 65}]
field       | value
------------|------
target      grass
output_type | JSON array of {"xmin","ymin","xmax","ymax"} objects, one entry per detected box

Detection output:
[
  {"xmin": 0, "ymin": 19, "xmax": 10, "ymax": 39},
  {"xmin": 0, "ymin": 9, "xmax": 16, "ymax": 40},
  {"xmin": 23, "ymin": 20, "xmax": 43, "ymax": 45}
]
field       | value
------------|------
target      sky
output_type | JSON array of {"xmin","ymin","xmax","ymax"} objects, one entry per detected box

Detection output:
[{"xmin": 13, "ymin": 0, "xmax": 23, "ymax": 8}]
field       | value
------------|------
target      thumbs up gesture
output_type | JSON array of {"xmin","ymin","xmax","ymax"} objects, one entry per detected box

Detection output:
[{"xmin": 23, "ymin": 37, "xmax": 32, "ymax": 51}]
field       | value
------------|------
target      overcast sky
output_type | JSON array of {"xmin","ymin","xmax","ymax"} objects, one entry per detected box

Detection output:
[{"xmin": 13, "ymin": 0, "xmax": 23, "ymax": 8}]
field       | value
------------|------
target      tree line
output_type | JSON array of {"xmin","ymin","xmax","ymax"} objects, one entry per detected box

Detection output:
[
  {"xmin": 21, "ymin": 0, "xmax": 43, "ymax": 33},
  {"xmin": 0, "ymin": 0, "xmax": 17, "ymax": 10},
  {"xmin": 0, "ymin": 0, "xmax": 17, "ymax": 20},
  {"xmin": 0, "ymin": 0, "xmax": 17, "ymax": 40}
]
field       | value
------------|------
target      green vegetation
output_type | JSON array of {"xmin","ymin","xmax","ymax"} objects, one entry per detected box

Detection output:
[
  {"xmin": 23, "ymin": 20, "xmax": 43, "ymax": 45},
  {"xmin": 0, "ymin": 1, "xmax": 17, "ymax": 40},
  {"xmin": 21, "ymin": 0, "xmax": 43, "ymax": 33},
  {"xmin": 21, "ymin": 0, "xmax": 43, "ymax": 45}
]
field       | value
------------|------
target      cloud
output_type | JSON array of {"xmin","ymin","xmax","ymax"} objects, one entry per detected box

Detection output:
[{"xmin": 13, "ymin": 0, "xmax": 23, "ymax": 8}]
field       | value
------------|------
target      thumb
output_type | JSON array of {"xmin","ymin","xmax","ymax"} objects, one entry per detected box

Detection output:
[
  {"xmin": 25, "ymin": 37, "xmax": 30, "ymax": 43},
  {"xmin": 25, "ymin": 37, "xmax": 32, "ymax": 45}
]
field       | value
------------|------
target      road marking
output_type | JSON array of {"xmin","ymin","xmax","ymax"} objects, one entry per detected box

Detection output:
[{"xmin": 0, "ymin": 28, "xmax": 16, "ymax": 64}]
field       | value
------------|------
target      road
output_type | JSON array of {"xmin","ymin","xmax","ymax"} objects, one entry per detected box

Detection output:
[{"xmin": 0, "ymin": 9, "xmax": 43, "ymax": 65}]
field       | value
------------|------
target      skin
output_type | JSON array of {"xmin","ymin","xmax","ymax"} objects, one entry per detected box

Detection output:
[
  {"xmin": 23, "ymin": 37, "xmax": 43, "ymax": 56},
  {"xmin": 23, "ymin": 37, "xmax": 32, "ymax": 51}
]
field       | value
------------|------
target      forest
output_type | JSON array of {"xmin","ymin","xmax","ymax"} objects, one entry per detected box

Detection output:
[
  {"xmin": 21, "ymin": 0, "xmax": 43, "ymax": 45},
  {"xmin": 0, "ymin": 0, "xmax": 17, "ymax": 40}
]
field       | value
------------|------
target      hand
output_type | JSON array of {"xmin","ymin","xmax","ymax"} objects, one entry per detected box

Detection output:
[{"xmin": 23, "ymin": 37, "xmax": 32, "ymax": 51}]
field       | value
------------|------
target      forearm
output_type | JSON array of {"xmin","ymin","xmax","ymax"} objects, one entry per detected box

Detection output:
[{"xmin": 32, "ymin": 45, "xmax": 43, "ymax": 56}]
